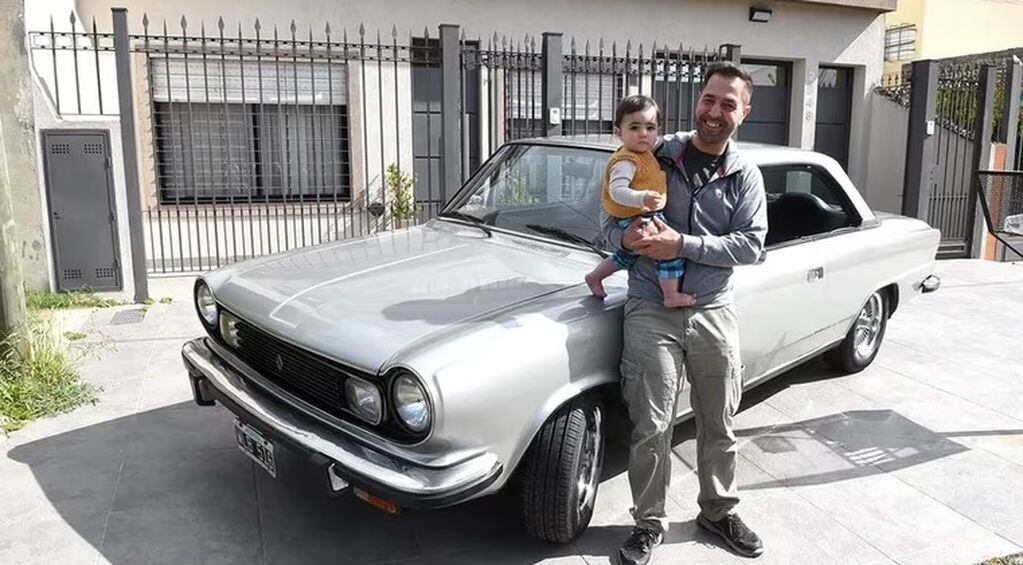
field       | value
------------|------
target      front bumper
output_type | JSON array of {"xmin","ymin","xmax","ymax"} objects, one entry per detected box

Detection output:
[{"xmin": 181, "ymin": 337, "xmax": 502, "ymax": 509}]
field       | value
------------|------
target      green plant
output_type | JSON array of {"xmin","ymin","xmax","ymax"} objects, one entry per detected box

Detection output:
[
  {"xmin": 497, "ymin": 169, "xmax": 537, "ymax": 206},
  {"xmin": 159, "ymin": 297, "xmax": 173, "ymax": 304},
  {"xmin": 26, "ymin": 290, "xmax": 123, "ymax": 310},
  {"xmin": 1, "ymin": 319, "xmax": 99, "ymax": 433},
  {"xmin": 385, "ymin": 164, "xmax": 419, "ymax": 221},
  {"xmin": 63, "ymin": 331, "xmax": 87, "ymax": 341}
]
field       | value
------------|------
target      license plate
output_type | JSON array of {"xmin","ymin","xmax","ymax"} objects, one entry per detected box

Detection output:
[{"xmin": 234, "ymin": 419, "xmax": 277, "ymax": 478}]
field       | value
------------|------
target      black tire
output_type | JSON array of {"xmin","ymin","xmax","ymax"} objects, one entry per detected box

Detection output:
[
  {"xmin": 521, "ymin": 396, "xmax": 604, "ymax": 544},
  {"xmin": 824, "ymin": 290, "xmax": 889, "ymax": 373}
]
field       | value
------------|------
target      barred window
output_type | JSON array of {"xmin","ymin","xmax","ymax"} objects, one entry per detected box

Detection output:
[
  {"xmin": 150, "ymin": 58, "xmax": 351, "ymax": 203},
  {"xmin": 884, "ymin": 24, "xmax": 917, "ymax": 62}
]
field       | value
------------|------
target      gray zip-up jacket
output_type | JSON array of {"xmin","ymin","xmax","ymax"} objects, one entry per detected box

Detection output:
[{"xmin": 602, "ymin": 131, "xmax": 768, "ymax": 308}]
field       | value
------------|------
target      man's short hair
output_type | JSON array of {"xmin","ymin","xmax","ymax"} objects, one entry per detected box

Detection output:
[
  {"xmin": 703, "ymin": 61, "xmax": 753, "ymax": 104},
  {"xmin": 614, "ymin": 94, "xmax": 660, "ymax": 127}
]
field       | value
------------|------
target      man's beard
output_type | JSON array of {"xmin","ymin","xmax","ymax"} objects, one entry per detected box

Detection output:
[{"xmin": 696, "ymin": 118, "xmax": 734, "ymax": 146}]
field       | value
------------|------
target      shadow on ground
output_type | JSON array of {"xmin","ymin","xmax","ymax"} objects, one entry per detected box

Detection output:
[{"xmin": 8, "ymin": 359, "xmax": 1008, "ymax": 564}]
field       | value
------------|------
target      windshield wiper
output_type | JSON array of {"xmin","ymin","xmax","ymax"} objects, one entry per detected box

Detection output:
[
  {"xmin": 440, "ymin": 210, "xmax": 492, "ymax": 237},
  {"xmin": 525, "ymin": 224, "xmax": 608, "ymax": 257}
]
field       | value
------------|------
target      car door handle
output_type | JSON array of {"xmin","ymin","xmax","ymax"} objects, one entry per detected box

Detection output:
[{"xmin": 806, "ymin": 266, "xmax": 825, "ymax": 282}]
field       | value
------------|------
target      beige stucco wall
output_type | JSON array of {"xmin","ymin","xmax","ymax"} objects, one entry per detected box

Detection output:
[{"xmin": 885, "ymin": 0, "xmax": 1023, "ymax": 75}]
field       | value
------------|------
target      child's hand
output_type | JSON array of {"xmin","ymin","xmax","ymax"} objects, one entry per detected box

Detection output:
[{"xmin": 643, "ymin": 191, "xmax": 665, "ymax": 211}]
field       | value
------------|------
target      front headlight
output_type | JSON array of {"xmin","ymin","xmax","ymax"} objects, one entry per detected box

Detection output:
[
  {"xmin": 195, "ymin": 281, "xmax": 218, "ymax": 326},
  {"xmin": 345, "ymin": 377, "xmax": 383, "ymax": 425},
  {"xmin": 393, "ymin": 373, "xmax": 431, "ymax": 433}
]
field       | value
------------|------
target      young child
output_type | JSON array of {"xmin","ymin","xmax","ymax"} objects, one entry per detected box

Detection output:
[{"xmin": 585, "ymin": 94, "xmax": 696, "ymax": 308}]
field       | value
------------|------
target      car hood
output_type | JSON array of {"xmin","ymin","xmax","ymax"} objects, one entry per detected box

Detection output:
[{"xmin": 208, "ymin": 221, "xmax": 591, "ymax": 372}]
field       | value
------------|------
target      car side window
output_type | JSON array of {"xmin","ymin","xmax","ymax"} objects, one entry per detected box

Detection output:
[{"xmin": 761, "ymin": 165, "xmax": 858, "ymax": 247}]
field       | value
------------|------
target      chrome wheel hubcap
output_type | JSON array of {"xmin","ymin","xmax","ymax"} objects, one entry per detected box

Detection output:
[
  {"xmin": 853, "ymin": 292, "xmax": 884, "ymax": 361},
  {"xmin": 576, "ymin": 405, "xmax": 603, "ymax": 521}
]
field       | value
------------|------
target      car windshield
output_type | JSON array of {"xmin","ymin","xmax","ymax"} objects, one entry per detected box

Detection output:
[{"xmin": 445, "ymin": 144, "xmax": 611, "ymax": 250}]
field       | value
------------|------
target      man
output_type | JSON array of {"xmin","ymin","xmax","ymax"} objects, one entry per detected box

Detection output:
[{"xmin": 602, "ymin": 62, "xmax": 768, "ymax": 565}]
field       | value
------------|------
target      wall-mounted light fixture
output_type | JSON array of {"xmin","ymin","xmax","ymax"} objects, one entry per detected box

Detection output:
[{"xmin": 749, "ymin": 7, "xmax": 773, "ymax": 23}]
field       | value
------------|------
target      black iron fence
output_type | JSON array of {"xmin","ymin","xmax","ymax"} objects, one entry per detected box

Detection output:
[
  {"xmin": 30, "ymin": 12, "xmax": 731, "ymax": 274},
  {"xmin": 976, "ymin": 170, "xmax": 1023, "ymax": 260},
  {"xmin": 876, "ymin": 54, "xmax": 1021, "ymax": 259}
]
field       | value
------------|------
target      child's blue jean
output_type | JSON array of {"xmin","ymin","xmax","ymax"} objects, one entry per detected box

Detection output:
[{"xmin": 611, "ymin": 213, "xmax": 685, "ymax": 279}]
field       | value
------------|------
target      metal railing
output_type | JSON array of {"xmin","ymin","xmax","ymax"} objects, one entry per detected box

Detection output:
[
  {"xmin": 29, "ymin": 11, "xmax": 731, "ymax": 275},
  {"xmin": 976, "ymin": 170, "xmax": 1023, "ymax": 259}
]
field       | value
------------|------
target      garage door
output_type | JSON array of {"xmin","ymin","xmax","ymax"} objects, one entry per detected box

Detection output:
[
  {"xmin": 814, "ymin": 66, "xmax": 853, "ymax": 169},
  {"xmin": 739, "ymin": 59, "xmax": 791, "ymax": 146}
]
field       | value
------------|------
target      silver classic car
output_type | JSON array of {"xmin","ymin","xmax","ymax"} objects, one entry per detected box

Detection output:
[{"xmin": 181, "ymin": 136, "xmax": 941, "ymax": 543}]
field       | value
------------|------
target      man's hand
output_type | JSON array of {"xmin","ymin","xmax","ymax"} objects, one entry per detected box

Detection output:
[{"xmin": 630, "ymin": 217, "xmax": 684, "ymax": 261}]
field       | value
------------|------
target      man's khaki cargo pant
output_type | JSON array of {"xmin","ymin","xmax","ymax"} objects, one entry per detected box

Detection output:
[{"xmin": 620, "ymin": 297, "xmax": 743, "ymax": 532}]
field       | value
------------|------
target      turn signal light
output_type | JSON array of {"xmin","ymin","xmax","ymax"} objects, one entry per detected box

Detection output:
[{"xmin": 354, "ymin": 488, "xmax": 401, "ymax": 514}]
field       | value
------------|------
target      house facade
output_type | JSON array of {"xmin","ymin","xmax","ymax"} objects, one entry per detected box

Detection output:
[
  {"xmin": 18, "ymin": 0, "xmax": 896, "ymax": 299},
  {"xmin": 884, "ymin": 0, "xmax": 1023, "ymax": 76}
]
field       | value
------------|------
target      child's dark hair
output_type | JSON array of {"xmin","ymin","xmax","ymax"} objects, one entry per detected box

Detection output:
[{"xmin": 614, "ymin": 94, "xmax": 660, "ymax": 128}]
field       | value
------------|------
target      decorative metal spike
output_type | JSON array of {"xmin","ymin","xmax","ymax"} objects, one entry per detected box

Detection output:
[
  {"xmin": 530, "ymin": 36, "xmax": 536, "ymax": 50},
  {"xmin": 599, "ymin": 38, "xmax": 604, "ymax": 51},
  {"xmin": 218, "ymin": 17, "xmax": 224, "ymax": 31},
  {"xmin": 92, "ymin": 16, "xmax": 98, "ymax": 31},
  {"xmin": 162, "ymin": 20, "xmax": 168, "ymax": 35},
  {"xmin": 423, "ymin": 27, "xmax": 429, "ymax": 40},
  {"xmin": 392, "ymin": 25, "xmax": 397, "ymax": 38},
  {"xmin": 585, "ymin": 39, "xmax": 590, "ymax": 53},
  {"xmin": 69, "ymin": 11, "xmax": 76, "ymax": 25},
  {"xmin": 343, "ymin": 28, "xmax": 348, "ymax": 43},
  {"xmin": 570, "ymin": 37, "xmax": 576, "ymax": 52},
  {"xmin": 502, "ymin": 35, "xmax": 507, "ymax": 49},
  {"xmin": 180, "ymin": 15, "xmax": 187, "ymax": 31},
  {"xmin": 493, "ymin": 32, "xmax": 498, "ymax": 45},
  {"xmin": 273, "ymin": 24, "xmax": 279, "ymax": 40},
  {"xmin": 254, "ymin": 18, "xmax": 261, "ymax": 32},
  {"xmin": 460, "ymin": 29, "xmax": 466, "ymax": 41},
  {"xmin": 290, "ymin": 20, "xmax": 297, "ymax": 35},
  {"xmin": 200, "ymin": 21, "xmax": 205, "ymax": 35},
  {"xmin": 359, "ymin": 23, "xmax": 365, "ymax": 37},
  {"xmin": 626, "ymin": 40, "xmax": 632, "ymax": 53},
  {"xmin": 141, "ymin": 13, "xmax": 148, "ymax": 28},
  {"xmin": 325, "ymin": 22, "xmax": 331, "ymax": 35}
]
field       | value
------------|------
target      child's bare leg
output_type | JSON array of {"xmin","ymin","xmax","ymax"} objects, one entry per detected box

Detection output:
[
  {"xmin": 660, "ymin": 278, "xmax": 697, "ymax": 308},
  {"xmin": 585, "ymin": 259, "xmax": 620, "ymax": 298}
]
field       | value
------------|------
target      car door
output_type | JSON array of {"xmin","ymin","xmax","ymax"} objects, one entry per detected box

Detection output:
[
  {"xmin": 733, "ymin": 238, "xmax": 826, "ymax": 386},
  {"xmin": 734, "ymin": 165, "xmax": 859, "ymax": 384}
]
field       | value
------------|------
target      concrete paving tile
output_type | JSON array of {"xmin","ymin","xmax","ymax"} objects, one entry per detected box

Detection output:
[
  {"xmin": 431, "ymin": 549, "xmax": 586, "ymax": 565},
  {"xmin": 0, "ymin": 506, "xmax": 105, "ymax": 565},
  {"xmin": 99, "ymin": 505, "xmax": 261, "ymax": 565},
  {"xmin": 890, "ymin": 525, "xmax": 1020, "ymax": 565},
  {"xmin": 727, "ymin": 490, "xmax": 891, "ymax": 565},
  {"xmin": 888, "ymin": 449, "xmax": 1023, "ymax": 540},
  {"xmin": 254, "ymin": 448, "xmax": 419, "ymax": 565},
  {"xmin": 997, "ymin": 518, "xmax": 1023, "ymax": 547},
  {"xmin": 136, "ymin": 371, "xmax": 198, "ymax": 411},
  {"xmin": 793, "ymin": 472, "xmax": 1001, "ymax": 558},
  {"xmin": 117, "ymin": 404, "xmax": 236, "ymax": 455},
  {"xmin": 111, "ymin": 447, "xmax": 254, "ymax": 514},
  {"xmin": 836, "ymin": 366, "xmax": 1023, "ymax": 436},
  {"xmin": 761, "ymin": 377, "xmax": 887, "ymax": 424},
  {"xmin": 732, "ymin": 420, "xmax": 880, "ymax": 489}
]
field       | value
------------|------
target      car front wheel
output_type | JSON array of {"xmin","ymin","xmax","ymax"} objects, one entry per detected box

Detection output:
[
  {"xmin": 824, "ymin": 289, "xmax": 889, "ymax": 373},
  {"xmin": 521, "ymin": 396, "xmax": 604, "ymax": 544}
]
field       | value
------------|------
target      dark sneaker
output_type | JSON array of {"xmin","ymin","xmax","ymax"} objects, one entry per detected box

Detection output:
[
  {"xmin": 618, "ymin": 526, "xmax": 663, "ymax": 565},
  {"xmin": 697, "ymin": 513, "xmax": 764, "ymax": 558}
]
